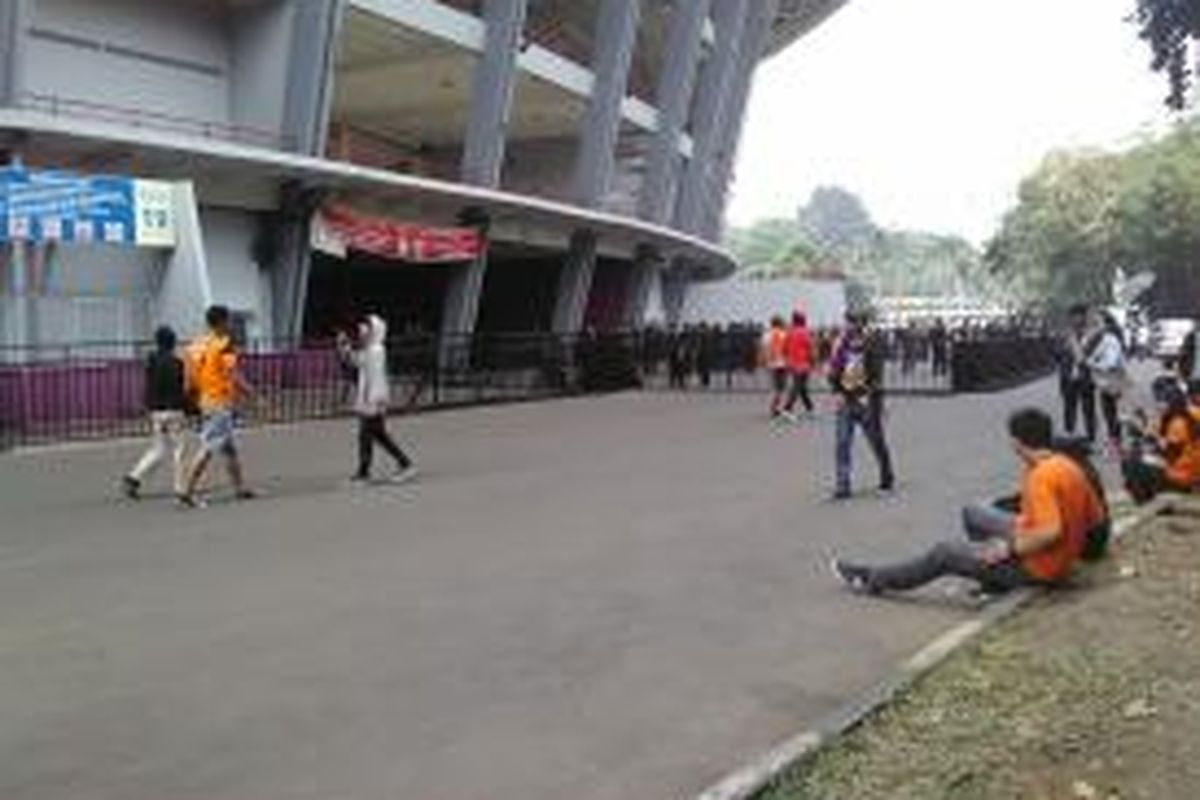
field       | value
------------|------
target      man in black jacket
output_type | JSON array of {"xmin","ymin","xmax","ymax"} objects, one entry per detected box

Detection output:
[
  {"xmin": 829, "ymin": 311, "xmax": 895, "ymax": 499},
  {"xmin": 122, "ymin": 326, "xmax": 189, "ymax": 500}
]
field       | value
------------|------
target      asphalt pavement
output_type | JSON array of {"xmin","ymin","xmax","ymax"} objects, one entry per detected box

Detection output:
[{"xmin": 0, "ymin": 379, "xmax": 1068, "ymax": 800}]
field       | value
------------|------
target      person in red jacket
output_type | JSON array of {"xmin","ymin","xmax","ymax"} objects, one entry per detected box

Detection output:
[{"xmin": 783, "ymin": 310, "xmax": 815, "ymax": 417}]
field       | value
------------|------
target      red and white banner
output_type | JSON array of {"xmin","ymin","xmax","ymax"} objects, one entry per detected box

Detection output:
[{"xmin": 311, "ymin": 205, "xmax": 483, "ymax": 264}]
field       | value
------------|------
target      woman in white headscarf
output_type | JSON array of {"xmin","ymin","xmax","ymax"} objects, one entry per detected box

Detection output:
[{"xmin": 338, "ymin": 314, "xmax": 418, "ymax": 484}]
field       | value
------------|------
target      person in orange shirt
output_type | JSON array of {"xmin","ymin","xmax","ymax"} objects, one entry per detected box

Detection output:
[
  {"xmin": 178, "ymin": 305, "xmax": 257, "ymax": 508},
  {"xmin": 782, "ymin": 311, "xmax": 815, "ymax": 417},
  {"xmin": 1122, "ymin": 376, "xmax": 1200, "ymax": 504},
  {"xmin": 761, "ymin": 316, "xmax": 790, "ymax": 419},
  {"xmin": 833, "ymin": 407, "xmax": 1107, "ymax": 594}
]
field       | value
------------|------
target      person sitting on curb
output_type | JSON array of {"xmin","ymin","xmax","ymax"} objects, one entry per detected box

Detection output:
[
  {"xmin": 1122, "ymin": 375, "xmax": 1200, "ymax": 505},
  {"xmin": 832, "ymin": 407, "xmax": 1107, "ymax": 596}
]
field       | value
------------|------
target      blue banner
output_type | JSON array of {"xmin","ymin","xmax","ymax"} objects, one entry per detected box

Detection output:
[{"xmin": 0, "ymin": 166, "xmax": 171, "ymax": 246}]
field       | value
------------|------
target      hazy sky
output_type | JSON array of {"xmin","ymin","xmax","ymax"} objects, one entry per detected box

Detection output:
[{"xmin": 728, "ymin": 0, "xmax": 1176, "ymax": 242}]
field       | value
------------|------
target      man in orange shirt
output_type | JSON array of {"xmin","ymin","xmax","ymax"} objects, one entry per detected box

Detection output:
[
  {"xmin": 1122, "ymin": 375, "xmax": 1200, "ymax": 503},
  {"xmin": 833, "ymin": 408, "xmax": 1107, "ymax": 594},
  {"xmin": 178, "ymin": 305, "xmax": 256, "ymax": 508},
  {"xmin": 761, "ymin": 316, "xmax": 790, "ymax": 419}
]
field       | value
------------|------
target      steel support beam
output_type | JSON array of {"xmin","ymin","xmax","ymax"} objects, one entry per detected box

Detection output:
[
  {"xmin": 702, "ymin": 0, "xmax": 780, "ymax": 239},
  {"xmin": 553, "ymin": 230, "xmax": 598, "ymax": 335},
  {"xmin": 673, "ymin": 0, "xmax": 748, "ymax": 236},
  {"xmin": 637, "ymin": 0, "xmax": 710, "ymax": 224},
  {"xmin": 460, "ymin": 0, "xmax": 529, "ymax": 188},
  {"xmin": 572, "ymin": 0, "xmax": 643, "ymax": 208},
  {"xmin": 282, "ymin": 0, "xmax": 346, "ymax": 156}
]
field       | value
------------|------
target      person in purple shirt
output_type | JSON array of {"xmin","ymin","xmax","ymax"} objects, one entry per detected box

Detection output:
[{"xmin": 828, "ymin": 310, "xmax": 895, "ymax": 500}]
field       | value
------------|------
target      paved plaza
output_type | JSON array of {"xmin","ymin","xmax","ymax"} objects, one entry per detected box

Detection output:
[{"xmin": 1, "ymin": 380, "xmax": 1058, "ymax": 800}]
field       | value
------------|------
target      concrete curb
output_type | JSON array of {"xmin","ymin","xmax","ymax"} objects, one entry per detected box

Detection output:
[{"xmin": 694, "ymin": 494, "xmax": 1175, "ymax": 800}]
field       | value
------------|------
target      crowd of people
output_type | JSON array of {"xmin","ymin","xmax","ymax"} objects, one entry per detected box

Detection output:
[
  {"xmin": 120, "ymin": 305, "xmax": 419, "ymax": 508},
  {"xmin": 834, "ymin": 302, "xmax": 1200, "ymax": 601},
  {"xmin": 111, "ymin": 299, "xmax": 1200, "ymax": 609}
]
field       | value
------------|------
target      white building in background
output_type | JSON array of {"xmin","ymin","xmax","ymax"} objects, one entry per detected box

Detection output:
[{"xmin": 673, "ymin": 274, "xmax": 847, "ymax": 328}]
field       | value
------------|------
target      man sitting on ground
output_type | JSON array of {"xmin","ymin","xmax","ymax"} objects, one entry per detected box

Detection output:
[
  {"xmin": 1122, "ymin": 375, "xmax": 1200, "ymax": 504},
  {"xmin": 833, "ymin": 407, "xmax": 1107, "ymax": 595}
]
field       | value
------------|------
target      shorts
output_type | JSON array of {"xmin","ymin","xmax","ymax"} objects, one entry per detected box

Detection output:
[{"xmin": 199, "ymin": 408, "xmax": 238, "ymax": 454}]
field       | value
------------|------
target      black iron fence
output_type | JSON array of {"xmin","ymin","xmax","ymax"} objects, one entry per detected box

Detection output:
[{"xmin": 0, "ymin": 330, "xmax": 1056, "ymax": 449}]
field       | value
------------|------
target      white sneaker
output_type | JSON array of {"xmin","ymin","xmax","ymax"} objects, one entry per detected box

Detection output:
[{"xmin": 390, "ymin": 466, "xmax": 419, "ymax": 485}]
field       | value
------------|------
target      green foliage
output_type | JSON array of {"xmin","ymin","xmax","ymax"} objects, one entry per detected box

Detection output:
[
  {"xmin": 1134, "ymin": 0, "xmax": 1200, "ymax": 109},
  {"xmin": 985, "ymin": 151, "xmax": 1122, "ymax": 310},
  {"xmin": 727, "ymin": 187, "xmax": 999, "ymax": 302},
  {"xmin": 985, "ymin": 121, "xmax": 1200, "ymax": 315}
]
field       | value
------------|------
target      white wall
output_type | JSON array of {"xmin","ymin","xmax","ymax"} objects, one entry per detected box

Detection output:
[
  {"xmin": 201, "ymin": 207, "xmax": 269, "ymax": 340},
  {"xmin": 25, "ymin": 0, "xmax": 231, "ymax": 129},
  {"xmin": 229, "ymin": 1, "xmax": 294, "ymax": 142},
  {"xmin": 681, "ymin": 276, "xmax": 848, "ymax": 329}
]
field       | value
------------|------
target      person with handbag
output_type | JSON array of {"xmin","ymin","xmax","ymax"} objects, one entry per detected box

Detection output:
[{"xmin": 1087, "ymin": 310, "xmax": 1129, "ymax": 455}]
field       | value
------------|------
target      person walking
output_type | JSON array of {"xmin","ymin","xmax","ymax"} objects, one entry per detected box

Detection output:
[
  {"xmin": 1088, "ymin": 310, "xmax": 1128, "ymax": 453},
  {"xmin": 121, "ymin": 325, "xmax": 190, "ymax": 499},
  {"xmin": 761, "ymin": 316, "xmax": 790, "ymax": 419},
  {"xmin": 339, "ymin": 314, "xmax": 418, "ymax": 485},
  {"xmin": 1058, "ymin": 304, "xmax": 1097, "ymax": 442},
  {"xmin": 829, "ymin": 310, "xmax": 895, "ymax": 499},
  {"xmin": 783, "ymin": 310, "xmax": 815, "ymax": 416},
  {"xmin": 177, "ymin": 305, "xmax": 256, "ymax": 508}
]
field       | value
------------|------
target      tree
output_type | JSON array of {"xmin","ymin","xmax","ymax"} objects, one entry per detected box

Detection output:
[
  {"xmin": 796, "ymin": 186, "xmax": 877, "ymax": 251},
  {"xmin": 726, "ymin": 186, "xmax": 997, "ymax": 303},
  {"xmin": 1134, "ymin": 0, "xmax": 1200, "ymax": 109},
  {"xmin": 984, "ymin": 151, "xmax": 1122, "ymax": 310}
]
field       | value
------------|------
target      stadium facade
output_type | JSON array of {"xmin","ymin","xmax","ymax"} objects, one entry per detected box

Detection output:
[{"xmin": 0, "ymin": 0, "xmax": 847, "ymax": 350}]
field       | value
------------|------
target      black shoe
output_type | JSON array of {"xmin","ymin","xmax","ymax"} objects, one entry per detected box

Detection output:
[
  {"xmin": 234, "ymin": 489, "xmax": 257, "ymax": 501},
  {"xmin": 877, "ymin": 480, "xmax": 896, "ymax": 496},
  {"xmin": 121, "ymin": 476, "xmax": 140, "ymax": 500},
  {"xmin": 831, "ymin": 559, "xmax": 876, "ymax": 594}
]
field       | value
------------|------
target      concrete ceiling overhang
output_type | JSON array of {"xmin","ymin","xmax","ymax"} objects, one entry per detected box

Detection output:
[
  {"xmin": 0, "ymin": 110, "xmax": 734, "ymax": 280},
  {"xmin": 765, "ymin": 0, "xmax": 851, "ymax": 58},
  {"xmin": 336, "ymin": 6, "xmax": 588, "ymax": 150}
]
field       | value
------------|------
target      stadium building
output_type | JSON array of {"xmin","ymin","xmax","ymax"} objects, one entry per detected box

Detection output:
[{"xmin": 0, "ymin": 0, "xmax": 847, "ymax": 351}]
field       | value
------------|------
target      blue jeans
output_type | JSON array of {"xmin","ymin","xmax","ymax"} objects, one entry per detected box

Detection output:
[{"xmin": 835, "ymin": 398, "xmax": 894, "ymax": 493}]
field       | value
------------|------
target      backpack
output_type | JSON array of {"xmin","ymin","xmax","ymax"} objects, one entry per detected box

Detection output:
[{"xmin": 1052, "ymin": 436, "xmax": 1110, "ymax": 561}]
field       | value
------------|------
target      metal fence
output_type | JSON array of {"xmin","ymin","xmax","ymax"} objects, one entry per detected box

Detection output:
[{"xmin": 0, "ymin": 330, "xmax": 1056, "ymax": 450}]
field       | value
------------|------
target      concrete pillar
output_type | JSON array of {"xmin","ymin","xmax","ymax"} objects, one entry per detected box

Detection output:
[
  {"xmin": 157, "ymin": 182, "xmax": 214, "ymax": 340},
  {"xmin": 673, "ymin": 0, "xmax": 748, "ymax": 236},
  {"xmin": 281, "ymin": 0, "xmax": 346, "ymax": 155},
  {"xmin": 0, "ymin": 0, "xmax": 28, "ymax": 107},
  {"xmin": 441, "ymin": 209, "xmax": 491, "ymax": 346},
  {"xmin": 637, "ymin": 0, "xmax": 710, "ymax": 224},
  {"xmin": 553, "ymin": 230, "xmax": 598, "ymax": 335},
  {"xmin": 572, "ymin": 0, "xmax": 643, "ymax": 208},
  {"xmin": 460, "ymin": 0, "xmax": 529, "ymax": 188},
  {"xmin": 661, "ymin": 268, "xmax": 688, "ymax": 328},
  {"xmin": 625, "ymin": 245, "xmax": 661, "ymax": 329},
  {"xmin": 267, "ymin": 183, "xmax": 322, "ymax": 344},
  {"xmin": 702, "ymin": 0, "xmax": 779, "ymax": 239}
]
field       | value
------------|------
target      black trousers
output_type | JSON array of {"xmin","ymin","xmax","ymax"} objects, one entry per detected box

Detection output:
[
  {"xmin": 357, "ymin": 415, "xmax": 411, "ymax": 478},
  {"xmin": 1061, "ymin": 378, "xmax": 1096, "ymax": 441},
  {"xmin": 784, "ymin": 371, "xmax": 814, "ymax": 413},
  {"xmin": 1099, "ymin": 391, "xmax": 1121, "ymax": 441}
]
